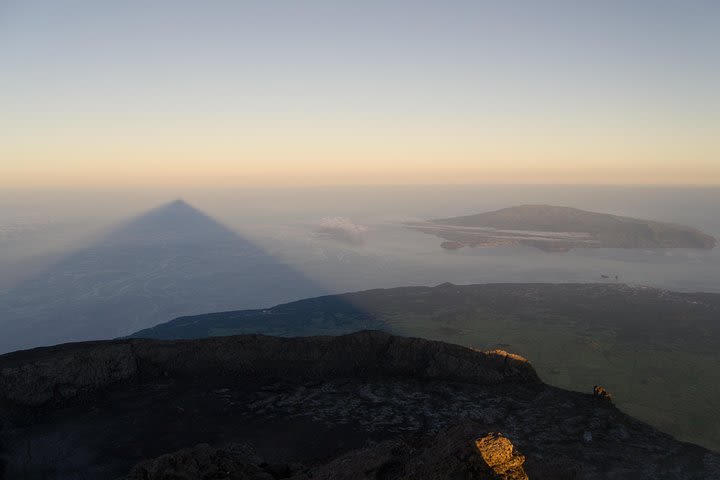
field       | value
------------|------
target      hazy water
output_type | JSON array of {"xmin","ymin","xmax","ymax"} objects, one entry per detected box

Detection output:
[
  {"xmin": 222, "ymin": 185, "xmax": 720, "ymax": 295},
  {"xmin": 1, "ymin": 185, "xmax": 720, "ymax": 296}
]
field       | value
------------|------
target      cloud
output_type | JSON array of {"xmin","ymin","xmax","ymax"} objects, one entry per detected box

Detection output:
[{"xmin": 314, "ymin": 217, "xmax": 367, "ymax": 245}]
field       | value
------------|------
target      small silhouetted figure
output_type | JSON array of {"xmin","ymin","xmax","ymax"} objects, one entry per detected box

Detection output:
[{"xmin": 593, "ymin": 385, "xmax": 613, "ymax": 404}]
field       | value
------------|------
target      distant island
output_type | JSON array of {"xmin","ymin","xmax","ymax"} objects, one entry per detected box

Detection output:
[{"xmin": 405, "ymin": 205, "xmax": 716, "ymax": 252}]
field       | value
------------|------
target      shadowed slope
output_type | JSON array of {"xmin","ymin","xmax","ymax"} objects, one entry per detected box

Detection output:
[{"xmin": 126, "ymin": 282, "xmax": 720, "ymax": 452}]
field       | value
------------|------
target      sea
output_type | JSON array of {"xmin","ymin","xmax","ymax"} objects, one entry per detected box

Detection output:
[{"xmin": 1, "ymin": 185, "xmax": 719, "ymax": 297}]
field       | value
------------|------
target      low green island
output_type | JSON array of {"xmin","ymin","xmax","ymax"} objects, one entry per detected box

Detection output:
[{"xmin": 404, "ymin": 205, "xmax": 717, "ymax": 252}]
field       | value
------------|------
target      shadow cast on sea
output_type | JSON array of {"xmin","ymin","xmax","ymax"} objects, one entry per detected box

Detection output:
[{"xmin": 0, "ymin": 200, "xmax": 331, "ymax": 354}]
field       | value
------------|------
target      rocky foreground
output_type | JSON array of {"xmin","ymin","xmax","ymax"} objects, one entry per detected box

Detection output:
[{"xmin": 0, "ymin": 331, "xmax": 718, "ymax": 479}]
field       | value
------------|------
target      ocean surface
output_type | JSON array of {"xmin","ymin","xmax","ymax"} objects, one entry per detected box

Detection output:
[{"xmin": 1, "ymin": 185, "xmax": 719, "ymax": 298}]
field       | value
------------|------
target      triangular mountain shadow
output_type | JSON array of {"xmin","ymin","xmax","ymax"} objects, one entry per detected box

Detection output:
[
  {"xmin": 0, "ymin": 200, "xmax": 329, "ymax": 354},
  {"xmin": 102, "ymin": 199, "xmax": 240, "ymax": 245}
]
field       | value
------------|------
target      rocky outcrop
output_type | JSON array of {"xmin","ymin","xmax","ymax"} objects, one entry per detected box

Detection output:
[
  {"xmin": 0, "ymin": 330, "xmax": 538, "ymax": 409},
  {"xmin": 475, "ymin": 432, "xmax": 528, "ymax": 480},
  {"xmin": 592, "ymin": 385, "xmax": 613, "ymax": 404},
  {"xmin": 124, "ymin": 443, "xmax": 278, "ymax": 480},
  {"xmin": 126, "ymin": 428, "xmax": 529, "ymax": 480},
  {"xmin": 0, "ymin": 342, "xmax": 138, "ymax": 407}
]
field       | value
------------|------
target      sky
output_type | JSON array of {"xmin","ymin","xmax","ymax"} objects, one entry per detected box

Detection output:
[{"xmin": 1, "ymin": 0, "xmax": 719, "ymax": 188}]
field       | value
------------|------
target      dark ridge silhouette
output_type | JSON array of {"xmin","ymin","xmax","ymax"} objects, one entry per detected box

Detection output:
[{"xmin": 0, "ymin": 200, "xmax": 327, "ymax": 354}]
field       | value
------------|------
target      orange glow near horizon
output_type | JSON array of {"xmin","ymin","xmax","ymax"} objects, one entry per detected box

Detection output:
[
  {"xmin": 4, "ymin": 98, "xmax": 719, "ymax": 188},
  {"xmin": 4, "ymin": 162, "xmax": 720, "ymax": 188},
  {"xmin": 3, "ymin": 141, "xmax": 719, "ymax": 188}
]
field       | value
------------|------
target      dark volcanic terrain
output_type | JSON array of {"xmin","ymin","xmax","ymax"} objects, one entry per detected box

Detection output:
[
  {"xmin": 1, "ymin": 331, "xmax": 719, "ymax": 479},
  {"xmin": 405, "ymin": 205, "xmax": 716, "ymax": 251},
  {"xmin": 130, "ymin": 283, "xmax": 720, "ymax": 452}
]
